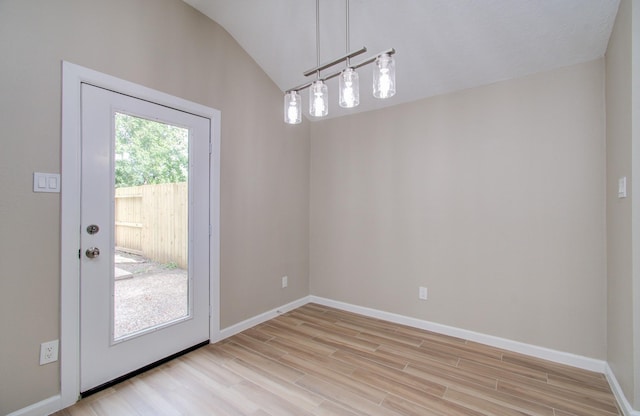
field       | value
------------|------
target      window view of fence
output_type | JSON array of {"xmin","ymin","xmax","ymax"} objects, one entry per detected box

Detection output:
[
  {"xmin": 115, "ymin": 183, "xmax": 188, "ymax": 269},
  {"xmin": 114, "ymin": 112, "xmax": 189, "ymax": 269}
]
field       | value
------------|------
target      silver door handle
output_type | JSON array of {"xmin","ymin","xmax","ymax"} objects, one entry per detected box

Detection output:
[{"xmin": 85, "ymin": 247, "xmax": 100, "ymax": 258}]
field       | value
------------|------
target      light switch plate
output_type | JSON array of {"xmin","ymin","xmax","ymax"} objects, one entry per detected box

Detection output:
[
  {"xmin": 419, "ymin": 286, "xmax": 428, "ymax": 300},
  {"xmin": 618, "ymin": 176, "xmax": 627, "ymax": 198},
  {"xmin": 33, "ymin": 172, "xmax": 60, "ymax": 193}
]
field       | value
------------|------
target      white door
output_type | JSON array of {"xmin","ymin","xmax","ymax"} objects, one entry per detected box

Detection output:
[{"xmin": 80, "ymin": 83, "xmax": 210, "ymax": 393}]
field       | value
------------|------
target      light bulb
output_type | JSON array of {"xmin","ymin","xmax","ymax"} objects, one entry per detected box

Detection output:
[
  {"xmin": 373, "ymin": 53, "xmax": 396, "ymax": 99},
  {"xmin": 284, "ymin": 91, "xmax": 301, "ymax": 124},
  {"xmin": 309, "ymin": 80, "xmax": 328, "ymax": 117},
  {"xmin": 339, "ymin": 67, "xmax": 360, "ymax": 108}
]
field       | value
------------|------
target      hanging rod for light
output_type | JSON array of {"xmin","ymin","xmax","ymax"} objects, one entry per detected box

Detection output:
[
  {"xmin": 303, "ymin": 47, "xmax": 367, "ymax": 77},
  {"xmin": 286, "ymin": 48, "xmax": 396, "ymax": 94}
]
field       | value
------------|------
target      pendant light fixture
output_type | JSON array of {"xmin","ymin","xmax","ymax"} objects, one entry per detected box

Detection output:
[
  {"xmin": 284, "ymin": 90, "xmax": 302, "ymax": 124},
  {"xmin": 339, "ymin": 0, "xmax": 359, "ymax": 109},
  {"xmin": 373, "ymin": 53, "xmax": 396, "ymax": 99},
  {"xmin": 339, "ymin": 67, "xmax": 359, "ymax": 108},
  {"xmin": 309, "ymin": 0, "xmax": 328, "ymax": 118},
  {"xmin": 310, "ymin": 80, "xmax": 329, "ymax": 117},
  {"xmin": 284, "ymin": 0, "xmax": 396, "ymax": 124}
]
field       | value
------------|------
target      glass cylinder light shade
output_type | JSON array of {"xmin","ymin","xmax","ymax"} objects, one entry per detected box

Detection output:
[
  {"xmin": 284, "ymin": 91, "xmax": 302, "ymax": 124},
  {"xmin": 309, "ymin": 80, "xmax": 328, "ymax": 117},
  {"xmin": 373, "ymin": 53, "xmax": 396, "ymax": 99},
  {"xmin": 339, "ymin": 67, "xmax": 360, "ymax": 108}
]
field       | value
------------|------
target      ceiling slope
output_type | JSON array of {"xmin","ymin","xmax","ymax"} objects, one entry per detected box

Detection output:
[{"xmin": 184, "ymin": 0, "xmax": 620, "ymax": 120}]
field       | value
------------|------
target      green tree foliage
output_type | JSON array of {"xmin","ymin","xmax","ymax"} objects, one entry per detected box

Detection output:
[{"xmin": 115, "ymin": 113, "xmax": 189, "ymax": 187}]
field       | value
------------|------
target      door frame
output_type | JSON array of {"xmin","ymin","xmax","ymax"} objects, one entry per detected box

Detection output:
[{"xmin": 61, "ymin": 61, "xmax": 221, "ymax": 408}]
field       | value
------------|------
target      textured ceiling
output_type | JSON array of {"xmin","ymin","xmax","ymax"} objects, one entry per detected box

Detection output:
[{"xmin": 183, "ymin": 0, "xmax": 620, "ymax": 120}]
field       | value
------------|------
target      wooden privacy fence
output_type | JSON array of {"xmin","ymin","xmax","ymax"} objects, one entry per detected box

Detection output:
[{"xmin": 115, "ymin": 183, "xmax": 188, "ymax": 269}]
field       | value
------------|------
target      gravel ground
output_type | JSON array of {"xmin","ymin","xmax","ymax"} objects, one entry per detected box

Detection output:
[{"xmin": 113, "ymin": 251, "xmax": 188, "ymax": 339}]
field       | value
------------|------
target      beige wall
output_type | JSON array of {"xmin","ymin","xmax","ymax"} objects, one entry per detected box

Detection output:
[
  {"xmin": 606, "ymin": 0, "xmax": 640, "ymax": 409},
  {"xmin": 310, "ymin": 59, "xmax": 607, "ymax": 359},
  {"xmin": 0, "ymin": 0, "xmax": 309, "ymax": 414},
  {"xmin": 605, "ymin": 0, "xmax": 636, "ymax": 406}
]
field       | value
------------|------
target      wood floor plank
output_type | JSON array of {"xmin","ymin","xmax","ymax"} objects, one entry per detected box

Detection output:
[
  {"xmin": 301, "ymin": 322, "xmax": 382, "ymax": 351},
  {"xmin": 446, "ymin": 384, "xmax": 556, "ymax": 416},
  {"xmin": 55, "ymin": 400, "xmax": 100, "ymax": 416},
  {"xmin": 294, "ymin": 374, "xmax": 401, "ymax": 416},
  {"xmin": 278, "ymin": 349, "xmax": 359, "ymax": 379},
  {"xmin": 179, "ymin": 351, "xmax": 245, "ymax": 387},
  {"xmin": 349, "ymin": 367, "xmax": 447, "ymax": 400},
  {"xmin": 55, "ymin": 304, "xmax": 621, "ymax": 416},
  {"xmin": 328, "ymin": 341, "xmax": 410, "ymax": 370},
  {"xmin": 299, "ymin": 365, "xmax": 389, "ymax": 405},
  {"xmin": 457, "ymin": 356, "xmax": 550, "ymax": 383},
  {"xmin": 418, "ymin": 337, "xmax": 505, "ymax": 365},
  {"xmin": 311, "ymin": 400, "xmax": 362, "ymax": 416},
  {"xmin": 381, "ymin": 392, "xmax": 486, "ymax": 416},
  {"xmin": 216, "ymin": 342, "xmax": 304, "ymax": 382},
  {"xmin": 232, "ymin": 380, "xmax": 315, "ymax": 416},
  {"xmin": 267, "ymin": 338, "xmax": 351, "ymax": 373},
  {"xmin": 376, "ymin": 342, "xmax": 460, "ymax": 367},
  {"xmin": 501, "ymin": 352, "xmax": 610, "ymax": 387},
  {"xmin": 443, "ymin": 388, "xmax": 534, "ymax": 416},
  {"xmin": 355, "ymin": 328, "xmax": 425, "ymax": 349},
  {"xmin": 497, "ymin": 379, "xmax": 620, "ymax": 415},
  {"xmin": 227, "ymin": 333, "xmax": 288, "ymax": 360},
  {"xmin": 547, "ymin": 373, "xmax": 619, "ymax": 402},
  {"xmin": 221, "ymin": 358, "xmax": 323, "ymax": 410},
  {"xmin": 329, "ymin": 316, "xmax": 425, "ymax": 347},
  {"xmin": 497, "ymin": 368, "xmax": 615, "ymax": 411},
  {"xmin": 240, "ymin": 325, "xmax": 276, "ymax": 342},
  {"xmin": 260, "ymin": 323, "xmax": 339, "ymax": 356},
  {"xmin": 141, "ymin": 365, "xmax": 225, "ymax": 414},
  {"xmin": 403, "ymin": 360, "xmax": 498, "ymax": 391}
]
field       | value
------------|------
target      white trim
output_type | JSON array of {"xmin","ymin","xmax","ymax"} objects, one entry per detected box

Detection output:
[
  {"xmin": 216, "ymin": 296, "xmax": 310, "ymax": 341},
  {"xmin": 209, "ymin": 106, "xmax": 222, "ymax": 344},
  {"xmin": 60, "ymin": 61, "xmax": 83, "ymax": 410},
  {"xmin": 309, "ymin": 296, "xmax": 607, "ymax": 373},
  {"xmin": 606, "ymin": 364, "xmax": 640, "ymax": 416},
  {"xmin": 6, "ymin": 395, "xmax": 61, "ymax": 416},
  {"xmin": 60, "ymin": 61, "xmax": 221, "ymax": 410}
]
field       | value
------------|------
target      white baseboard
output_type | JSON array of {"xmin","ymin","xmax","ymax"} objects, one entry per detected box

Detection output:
[
  {"xmin": 605, "ymin": 363, "xmax": 640, "ymax": 416},
  {"xmin": 215, "ymin": 296, "xmax": 310, "ymax": 341},
  {"xmin": 6, "ymin": 395, "xmax": 61, "ymax": 416},
  {"xmin": 310, "ymin": 296, "xmax": 606, "ymax": 372}
]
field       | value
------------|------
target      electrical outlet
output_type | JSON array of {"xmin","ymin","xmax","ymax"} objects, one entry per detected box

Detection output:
[
  {"xmin": 419, "ymin": 286, "xmax": 428, "ymax": 300},
  {"xmin": 40, "ymin": 340, "xmax": 59, "ymax": 365},
  {"xmin": 282, "ymin": 276, "xmax": 288, "ymax": 288}
]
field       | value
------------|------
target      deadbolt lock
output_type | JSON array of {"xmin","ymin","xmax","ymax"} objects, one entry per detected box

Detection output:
[{"xmin": 86, "ymin": 224, "xmax": 100, "ymax": 235}]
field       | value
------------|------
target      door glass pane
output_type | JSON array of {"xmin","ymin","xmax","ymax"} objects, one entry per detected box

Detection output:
[{"xmin": 113, "ymin": 112, "xmax": 190, "ymax": 341}]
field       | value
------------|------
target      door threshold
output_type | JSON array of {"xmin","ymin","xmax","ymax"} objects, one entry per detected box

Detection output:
[{"xmin": 80, "ymin": 340, "xmax": 210, "ymax": 398}]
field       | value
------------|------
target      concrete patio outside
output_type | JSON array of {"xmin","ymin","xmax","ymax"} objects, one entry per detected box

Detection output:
[{"xmin": 113, "ymin": 251, "xmax": 188, "ymax": 339}]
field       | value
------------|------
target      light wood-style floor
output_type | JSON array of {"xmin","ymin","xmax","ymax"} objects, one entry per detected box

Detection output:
[{"xmin": 55, "ymin": 303, "xmax": 621, "ymax": 416}]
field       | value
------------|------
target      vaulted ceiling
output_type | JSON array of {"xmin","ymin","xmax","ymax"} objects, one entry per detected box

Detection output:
[{"xmin": 183, "ymin": 0, "xmax": 620, "ymax": 120}]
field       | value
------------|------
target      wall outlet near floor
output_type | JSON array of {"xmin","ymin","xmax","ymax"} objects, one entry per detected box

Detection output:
[
  {"xmin": 419, "ymin": 286, "xmax": 428, "ymax": 300},
  {"xmin": 40, "ymin": 340, "xmax": 59, "ymax": 365},
  {"xmin": 282, "ymin": 276, "xmax": 288, "ymax": 288}
]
